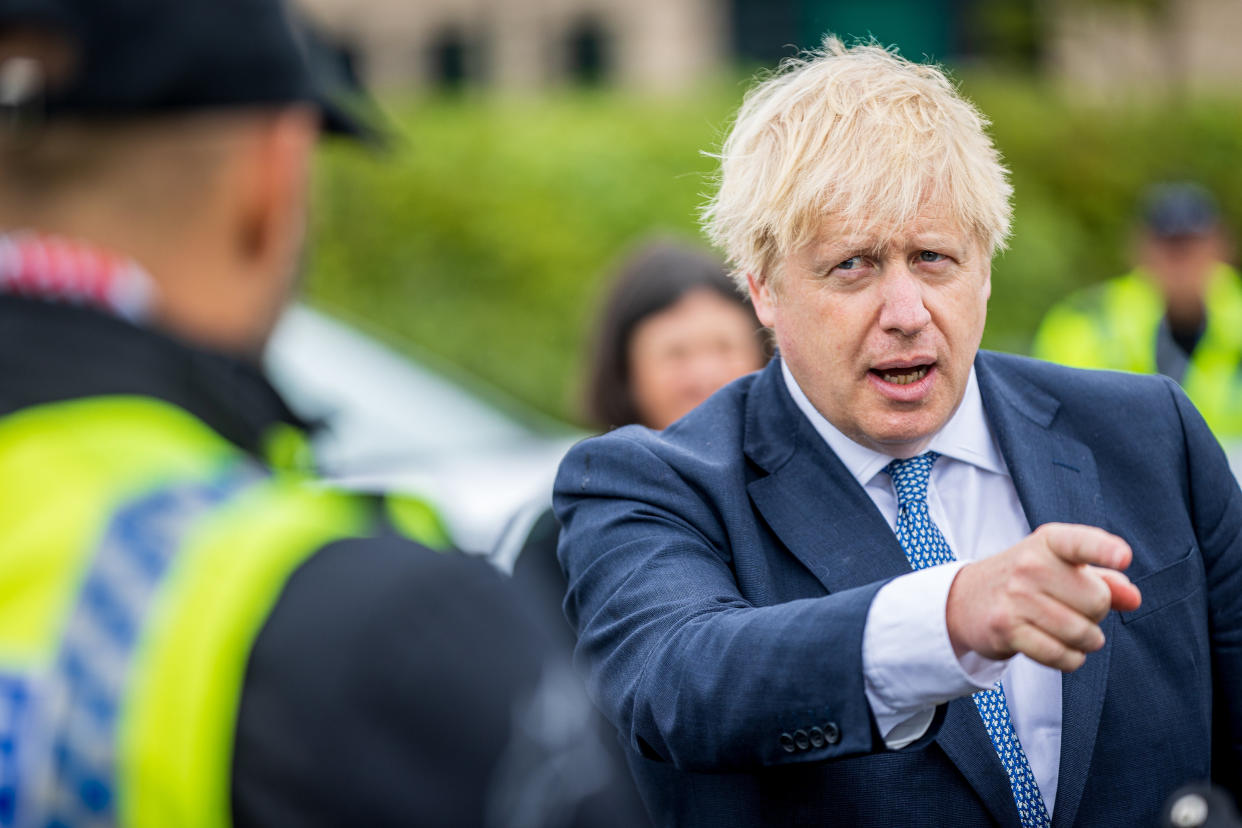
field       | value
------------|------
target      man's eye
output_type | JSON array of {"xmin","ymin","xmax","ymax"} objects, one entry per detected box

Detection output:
[
  {"xmin": 836, "ymin": 256, "xmax": 862, "ymax": 271},
  {"xmin": 918, "ymin": 251, "xmax": 945, "ymax": 263}
]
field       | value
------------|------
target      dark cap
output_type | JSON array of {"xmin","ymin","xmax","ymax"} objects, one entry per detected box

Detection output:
[
  {"xmin": 0, "ymin": 0, "xmax": 374, "ymax": 138},
  {"xmin": 1142, "ymin": 182, "xmax": 1221, "ymax": 239}
]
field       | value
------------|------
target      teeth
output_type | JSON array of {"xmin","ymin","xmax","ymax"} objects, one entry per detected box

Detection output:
[{"xmin": 880, "ymin": 367, "xmax": 929, "ymax": 385}]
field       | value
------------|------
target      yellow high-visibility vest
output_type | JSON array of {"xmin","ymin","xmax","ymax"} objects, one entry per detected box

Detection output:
[
  {"xmin": 1033, "ymin": 264, "xmax": 1242, "ymax": 438},
  {"xmin": 0, "ymin": 395, "xmax": 448, "ymax": 827}
]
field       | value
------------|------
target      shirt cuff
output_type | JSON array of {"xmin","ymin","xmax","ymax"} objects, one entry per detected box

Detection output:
[{"xmin": 862, "ymin": 562, "xmax": 1009, "ymax": 749}]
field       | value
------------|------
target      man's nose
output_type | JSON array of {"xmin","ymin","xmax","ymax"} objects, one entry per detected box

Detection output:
[{"xmin": 877, "ymin": 266, "xmax": 932, "ymax": 336}]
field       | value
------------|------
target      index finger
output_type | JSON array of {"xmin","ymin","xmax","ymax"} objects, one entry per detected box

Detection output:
[{"xmin": 1037, "ymin": 523, "xmax": 1132, "ymax": 571}]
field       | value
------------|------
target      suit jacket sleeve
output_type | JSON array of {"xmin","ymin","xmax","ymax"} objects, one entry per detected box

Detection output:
[{"xmin": 554, "ymin": 430, "xmax": 917, "ymax": 773}]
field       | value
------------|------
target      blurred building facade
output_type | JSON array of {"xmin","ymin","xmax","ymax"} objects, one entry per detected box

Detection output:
[
  {"xmin": 1047, "ymin": 0, "xmax": 1242, "ymax": 101},
  {"xmin": 296, "ymin": 0, "xmax": 726, "ymax": 94},
  {"xmin": 296, "ymin": 0, "xmax": 1242, "ymax": 98},
  {"xmin": 294, "ymin": 0, "xmax": 962, "ymax": 94}
]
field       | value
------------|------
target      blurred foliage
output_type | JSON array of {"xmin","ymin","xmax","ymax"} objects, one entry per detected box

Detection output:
[
  {"xmin": 305, "ymin": 76, "xmax": 1242, "ymax": 424},
  {"xmin": 307, "ymin": 87, "xmax": 733, "ymax": 425}
]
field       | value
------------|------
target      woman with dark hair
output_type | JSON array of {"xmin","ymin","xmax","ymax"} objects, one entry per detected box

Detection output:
[
  {"xmin": 585, "ymin": 238, "xmax": 768, "ymax": 430},
  {"xmin": 506, "ymin": 237, "xmax": 768, "ymax": 640}
]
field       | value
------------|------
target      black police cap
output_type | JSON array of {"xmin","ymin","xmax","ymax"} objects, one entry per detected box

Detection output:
[
  {"xmin": 1142, "ymin": 182, "xmax": 1220, "ymax": 239},
  {"xmin": 0, "ymin": 0, "xmax": 372, "ymax": 138}
]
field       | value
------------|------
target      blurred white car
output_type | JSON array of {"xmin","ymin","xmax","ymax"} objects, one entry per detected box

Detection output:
[{"xmin": 263, "ymin": 304, "xmax": 582, "ymax": 556}]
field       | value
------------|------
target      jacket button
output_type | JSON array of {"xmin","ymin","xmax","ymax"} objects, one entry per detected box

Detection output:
[
  {"xmin": 794, "ymin": 729, "xmax": 810, "ymax": 750},
  {"xmin": 823, "ymin": 722, "xmax": 840, "ymax": 745},
  {"xmin": 779, "ymin": 732, "xmax": 796, "ymax": 753},
  {"xmin": 809, "ymin": 726, "xmax": 826, "ymax": 748}
]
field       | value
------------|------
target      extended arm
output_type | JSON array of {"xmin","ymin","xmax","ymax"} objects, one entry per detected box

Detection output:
[{"xmin": 554, "ymin": 433, "xmax": 900, "ymax": 772}]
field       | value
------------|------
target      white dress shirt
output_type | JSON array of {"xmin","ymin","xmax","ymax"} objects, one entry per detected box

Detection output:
[{"xmin": 781, "ymin": 361, "xmax": 1062, "ymax": 816}]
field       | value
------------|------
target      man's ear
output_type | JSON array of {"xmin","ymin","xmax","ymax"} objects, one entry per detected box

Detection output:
[
  {"xmin": 747, "ymin": 271, "xmax": 777, "ymax": 328},
  {"xmin": 234, "ymin": 107, "xmax": 317, "ymax": 273}
]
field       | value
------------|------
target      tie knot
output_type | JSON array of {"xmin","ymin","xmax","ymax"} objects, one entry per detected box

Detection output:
[{"xmin": 884, "ymin": 451, "xmax": 940, "ymax": 507}]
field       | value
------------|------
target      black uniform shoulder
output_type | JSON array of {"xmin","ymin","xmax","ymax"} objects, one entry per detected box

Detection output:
[{"xmin": 233, "ymin": 534, "xmax": 646, "ymax": 827}]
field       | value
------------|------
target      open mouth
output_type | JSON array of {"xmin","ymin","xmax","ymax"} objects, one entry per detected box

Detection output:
[{"xmin": 872, "ymin": 365, "xmax": 932, "ymax": 386}]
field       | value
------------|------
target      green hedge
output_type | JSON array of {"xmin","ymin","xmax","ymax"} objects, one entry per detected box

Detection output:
[{"xmin": 305, "ymin": 77, "xmax": 1242, "ymax": 425}]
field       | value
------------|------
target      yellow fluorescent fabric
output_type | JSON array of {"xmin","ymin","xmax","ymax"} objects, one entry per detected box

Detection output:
[
  {"xmin": 118, "ymin": 480, "xmax": 366, "ymax": 828},
  {"xmin": 1034, "ymin": 265, "xmax": 1242, "ymax": 438},
  {"xmin": 385, "ymin": 493, "xmax": 453, "ymax": 551},
  {"xmin": 0, "ymin": 392, "xmax": 450, "ymax": 826},
  {"xmin": 0, "ymin": 397, "xmax": 232, "ymax": 667}
]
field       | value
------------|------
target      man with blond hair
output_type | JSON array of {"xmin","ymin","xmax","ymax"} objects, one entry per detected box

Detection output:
[{"xmin": 555, "ymin": 38, "xmax": 1242, "ymax": 826}]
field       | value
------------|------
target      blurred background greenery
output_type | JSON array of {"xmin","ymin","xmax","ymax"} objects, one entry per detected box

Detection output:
[{"xmin": 300, "ymin": 0, "xmax": 1242, "ymax": 424}]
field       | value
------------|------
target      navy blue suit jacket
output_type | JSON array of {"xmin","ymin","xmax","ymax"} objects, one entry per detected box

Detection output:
[{"xmin": 553, "ymin": 352, "xmax": 1242, "ymax": 827}]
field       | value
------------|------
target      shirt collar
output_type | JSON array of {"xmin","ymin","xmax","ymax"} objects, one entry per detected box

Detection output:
[{"xmin": 780, "ymin": 357, "xmax": 1009, "ymax": 487}]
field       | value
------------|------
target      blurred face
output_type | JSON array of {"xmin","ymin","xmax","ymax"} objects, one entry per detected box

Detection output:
[
  {"xmin": 750, "ymin": 205, "xmax": 991, "ymax": 458},
  {"xmin": 628, "ymin": 288, "xmax": 765, "ymax": 429},
  {"xmin": 1139, "ymin": 230, "xmax": 1228, "ymax": 317}
]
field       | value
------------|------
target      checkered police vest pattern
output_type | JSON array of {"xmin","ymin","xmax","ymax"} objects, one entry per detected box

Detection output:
[
  {"xmin": 884, "ymin": 451, "xmax": 1051, "ymax": 828},
  {"xmin": 0, "ymin": 465, "xmax": 258, "ymax": 827}
]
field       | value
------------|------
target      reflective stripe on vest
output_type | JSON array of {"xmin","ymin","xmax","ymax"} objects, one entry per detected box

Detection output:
[{"xmin": 0, "ymin": 396, "xmax": 372, "ymax": 827}]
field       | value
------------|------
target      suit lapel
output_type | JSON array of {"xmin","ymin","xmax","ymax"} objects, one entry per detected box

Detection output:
[
  {"xmin": 975, "ymin": 353, "xmax": 1111, "ymax": 828},
  {"xmin": 936, "ymin": 699, "xmax": 1023, "ymax": 826},
  {"xmin": 743, "ymin": 360, "xmax": 913, "ymax": 594}
]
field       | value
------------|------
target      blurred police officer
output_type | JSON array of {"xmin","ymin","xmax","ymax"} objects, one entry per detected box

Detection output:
[
  {"xmin": 1034, "ymin": 182, "xmax": 1242, "ymax": 440},
  {"xmin": 0, "ymin": 0, "xmax": 643, "ymax": 825}
]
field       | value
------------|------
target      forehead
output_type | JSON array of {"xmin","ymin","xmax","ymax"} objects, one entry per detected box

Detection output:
[{"xmin": 795, "ymin": 202, "xmax": 976, "ymax": 260}]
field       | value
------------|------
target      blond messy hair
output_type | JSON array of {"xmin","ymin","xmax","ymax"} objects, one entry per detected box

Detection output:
[{"xmin": 702, "ymin": 37, "xmax": 1013, "ymax": 289}]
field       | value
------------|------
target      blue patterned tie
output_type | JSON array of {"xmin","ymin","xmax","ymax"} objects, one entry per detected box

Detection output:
[{"xmin": 885, "ymin": 451, "xmax": 1051, "ymax": 828}]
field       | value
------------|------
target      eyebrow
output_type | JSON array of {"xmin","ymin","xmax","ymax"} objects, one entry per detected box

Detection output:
[
  {"xmin": 807, "ymin": 240, "xmax": 890, "ymax": 273},
  {"xmin": 809, "ymin": 233, "xmax": 967, "ymax": 270}
]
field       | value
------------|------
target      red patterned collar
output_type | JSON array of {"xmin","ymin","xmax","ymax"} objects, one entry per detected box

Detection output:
[{"xmin": 0, "ymin": 231, "xmax": 155, "ymax": 322}]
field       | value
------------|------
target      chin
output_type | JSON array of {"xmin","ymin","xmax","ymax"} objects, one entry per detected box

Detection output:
[{"xmin": 864, "ymin": 412, "xmax": 944, "ymax": 454}]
